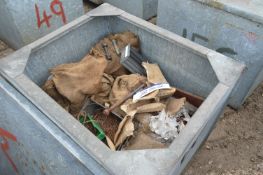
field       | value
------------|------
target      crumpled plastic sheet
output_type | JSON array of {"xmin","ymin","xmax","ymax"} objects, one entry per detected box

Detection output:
[{"xmin": 149, "ymin": 109, "xmax": 179, "ymax": 140}]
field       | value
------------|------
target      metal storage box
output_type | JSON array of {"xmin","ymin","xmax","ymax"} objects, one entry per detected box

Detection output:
[
  {"xmin": 157, "ymin": 0, "xmax": 263, "ymax": 109},
  {"xmin": 0, "ymin": 0, "xmax": 84, "ymax": 49},
  {"xmin": 0, "ymin": 4, "xmax": 245, "ymax": 175},
  {"xmin": 89, "ymin": 0, "xmax": 158, "ymax": 19}
]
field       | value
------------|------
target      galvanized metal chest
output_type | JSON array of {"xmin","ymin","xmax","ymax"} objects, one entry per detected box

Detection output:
[
  {"xmin": 0, "ymin": 0, "xmax": 84, "ymax": 49},
  {"xmin": 0, "ymin": 4, "xmax": 245, "ymax": 175},
  {"xmin": 157, "ymin": 0, "xmax": 263, "ymax": 108}
]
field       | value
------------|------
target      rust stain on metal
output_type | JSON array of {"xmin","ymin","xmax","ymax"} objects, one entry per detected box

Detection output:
[
  {"xmin": 207, "ymin": 1, "xmax": 224, "ymax": 9},
  {"xmin": 174, "ymin": 88, "xmax": 204, "ymax": 107},
  {"xmin": 224, "ymin": 23, "xmax": 263, "ymax": 40},
  {"xmin": 40, "ymin": 164, "xmax": 46, "ymax": 174},
  {"xmin": 197, "ymin": 0, "xmax": 224, "ymax": 9}
]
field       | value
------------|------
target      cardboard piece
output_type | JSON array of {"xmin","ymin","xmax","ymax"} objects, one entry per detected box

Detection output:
[{"xmin": 114, "ymin": 115, "xmax": 134, "ymax": 148}]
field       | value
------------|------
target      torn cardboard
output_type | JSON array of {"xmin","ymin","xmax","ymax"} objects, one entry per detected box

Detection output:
[
  {"xmin": 142, "ymin": 62, "xmax": 167, "ymax": 84},
  {"xmin": 114, "ymin": 115, "xmax": 134, "ymax": 148},
  {"xmin": 166, "ymin": 97, "xmax": 186, "ymax": 115}
]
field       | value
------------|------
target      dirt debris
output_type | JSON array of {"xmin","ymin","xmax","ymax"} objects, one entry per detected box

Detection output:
[
  {"xmin": 0, "ymin": 41, "xmax": 13, "ymax": 59},
  {"xmin": 183, "ymin": 83, "xmax": 263, "ymax": 175},
  {"xmin": 0, "ymin": 40, "xmax": 8, "ymax": 52},
  {"xmin": 88, "ymin": 111, "xmax": 120, "ymax": 142}
]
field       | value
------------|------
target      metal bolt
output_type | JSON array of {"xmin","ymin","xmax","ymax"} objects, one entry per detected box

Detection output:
[
  {"xmin": 101, "ymin": 43, "xmax": 112, "ymax": 61},
  {"xmin": 112, "ymin": 39, "xmax": 120, "ymax": 56}
]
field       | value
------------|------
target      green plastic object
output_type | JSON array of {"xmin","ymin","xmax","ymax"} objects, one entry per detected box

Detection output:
[
  {"xmin": 88, "ymin": 114, "xmax": 105, "ymax": 140},
  {"xmin": 79, "ymin": 114, "xmax": 105, "ymax": 140}
]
